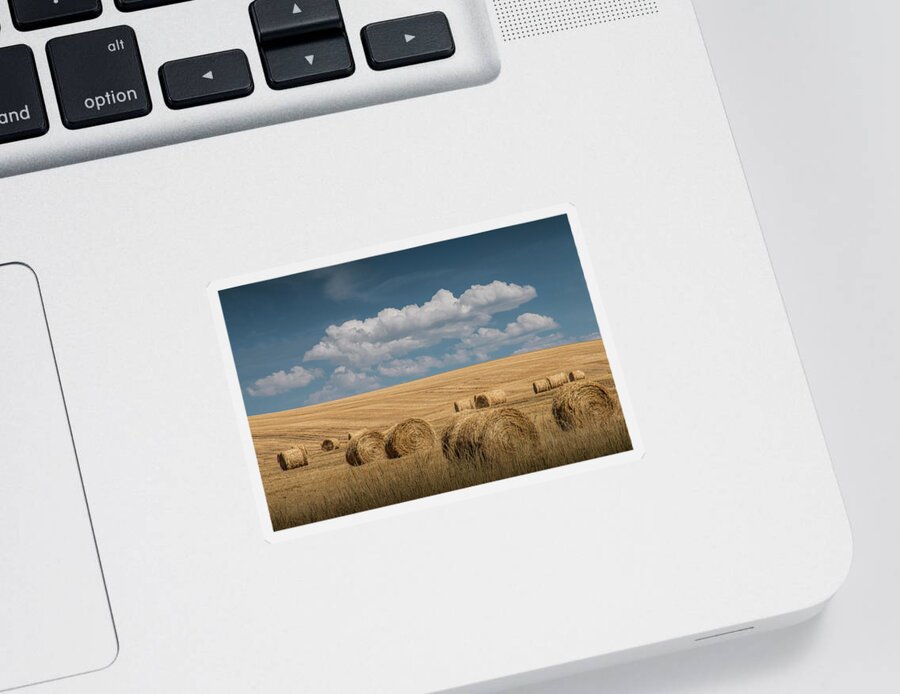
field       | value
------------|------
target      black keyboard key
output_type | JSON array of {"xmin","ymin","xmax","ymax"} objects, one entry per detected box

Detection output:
[
  {"xmin": 0, "ymin": 45, "xmax": 49, "ymax": 145},
  {"xmin": 250, "ymin": 0, "xmax": 343, "ymax": 44},
  {"xmin": 47, "ymin": 26, "xmax": 151, "ymax": 130},
  {"xmin": 261, "ymin": 34, "xmax": 353, "ymax": 90},
  {"xmin": 9, "ymin": 0, "xmax": 102, "ymax": 32},
  {"xmin": 115, "ymin": 0, "xmax": 191, "ymax": 11},
  {"xmin": 361, "ymin": 12, "xmax": 455, "ymax": 71},
  {"xmin": 159, "ymin": 50, "xmax": 254, "ymax": 109}
]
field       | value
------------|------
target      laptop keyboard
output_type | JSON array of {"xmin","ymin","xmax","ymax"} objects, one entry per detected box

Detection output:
[{"xmin": 0, "ymin": 0, "xmax": 499, "ymax": 176}]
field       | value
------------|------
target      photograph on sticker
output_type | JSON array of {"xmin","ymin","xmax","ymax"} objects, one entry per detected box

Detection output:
[{"xmin": 217, "ymin": 213, "xmax": 633, "ymax": 531}]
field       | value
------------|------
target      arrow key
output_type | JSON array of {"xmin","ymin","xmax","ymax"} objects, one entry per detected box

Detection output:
[
  {"xmin": 261, "ymin": 34, "xmax": 354, "ymax": 90},
  {"xmin": 250, "ymin": 0, "xmax": 344, "ymax": 43},
  {"xmin": 362, "ymin": 12, "xmax": 455, "ymax": 71},
  {"xmin": 159, "ymin": 50, "xmax": 254, "ymax": 110}
]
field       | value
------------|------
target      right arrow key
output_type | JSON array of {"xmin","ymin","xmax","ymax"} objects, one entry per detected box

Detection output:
[{"xmin": 361, "ymin": 12, "xmax": 455, "ymax": 71}]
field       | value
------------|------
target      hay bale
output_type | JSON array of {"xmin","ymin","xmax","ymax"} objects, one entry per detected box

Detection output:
[
  {"xmin": 345, "ymin": 429, "xmax": 387, "ymax": 466},
  {"xmin": 453, "ymin": 397, "xmax": 475, "ymax": 413},
  {"xmin": 532, "ymin": 379, "xmax": 551, "ymax": 394},
  {"xmin": 385, "ymin": 418, "xmax": 437, "ymax": 458},
  {"xmin": 443, "ymin": 407, "xmax": 538, "ymax": 463},
  {"xmin": 568, "ymin": 370, "xmax": 586, "ymax": 382},
  {"xmin": 321, "ymin": 438, "xmax": 339, "ymax": 452},
  {"xmin": 347, "ymin": 429, "xmax": 364, "ymax": 441},
  {"xmin": 474, "ymin": 389, "xmax": 507, "ymax": 409},
  {"xmin": 277, "ymin": 447, "xmax": 309, "ymax": 471},
  {"xmin": 441, "ymin": 413, "xmax": 474, "ymax": 457},
  {"xmin": 548, "ymin": 372, "xmax": 568, "ymax": 389},
  {"xmin": 552, "ymin": 382, "xmax": 617, "ymax": 431}
]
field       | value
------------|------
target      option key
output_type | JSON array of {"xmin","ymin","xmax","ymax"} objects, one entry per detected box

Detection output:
[{"xmin": 47, "ymin": 26, "xmax": 152, "ymax": 130}]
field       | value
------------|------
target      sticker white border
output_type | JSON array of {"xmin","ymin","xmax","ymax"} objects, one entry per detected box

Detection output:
[{"xmin": 208, "ymin": 204, "xmax": 645, "ymax": 543}]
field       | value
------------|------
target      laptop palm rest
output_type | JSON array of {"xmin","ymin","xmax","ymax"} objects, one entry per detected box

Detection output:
[{"xmin": 0, "ymin": 264, "xmax": 117, "ymax": 692}]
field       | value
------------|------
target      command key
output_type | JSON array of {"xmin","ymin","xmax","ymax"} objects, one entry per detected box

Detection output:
[{"xmin": 0, "ymin": 45, "xmax": 49, "ymax": 145}]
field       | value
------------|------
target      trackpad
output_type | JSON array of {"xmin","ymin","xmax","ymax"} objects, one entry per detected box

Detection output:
[{"xmin": 0, "ymin": 264, "xmax": 117, "ymax": 691}]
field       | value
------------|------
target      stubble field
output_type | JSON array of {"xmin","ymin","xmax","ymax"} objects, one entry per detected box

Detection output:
[{"xmin": 248, "ymin": 339, "xmax": 632, "ymax": 530}]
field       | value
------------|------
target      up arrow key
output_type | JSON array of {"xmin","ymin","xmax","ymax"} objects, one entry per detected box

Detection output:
[
  {"xmin": 404, "ymin": 34, "xmax": 415, "ymax": 43},
  {"xmin": 292, "ymin": 3, "xmax": 301, "ymax": 13}
]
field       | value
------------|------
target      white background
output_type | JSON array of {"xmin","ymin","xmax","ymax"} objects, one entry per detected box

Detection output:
[{"xmin": 523, "ymin": 1, "xmax": 900, "ymax": 691}]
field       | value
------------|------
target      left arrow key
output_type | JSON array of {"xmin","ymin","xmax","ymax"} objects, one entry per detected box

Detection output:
[{"xmin": 159, "ymin": 50, "xmax": 254, "ymax": 110}]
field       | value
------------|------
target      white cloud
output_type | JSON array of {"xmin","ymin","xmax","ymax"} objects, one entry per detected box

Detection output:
[
  {"xmin": 461, "ymin": 313, "xmax": 559, "ymax": 350},
  {"xmin": 306, "ymin": 367, "xmax": 382, "ymax": 405},
  {"xmin": 303, "ymin": 281, "xmax": 538, "ymax": 369},
  {"xmin": 512, "ymin": 332, "xmax": 568, "ymax": 354},
  {"xmin": 247, "ymin": 365, "xmax": 322, "ymax": 397},
  {"xmin": 374, "ymin": 314, "xmax": 558, "ymax": 379},
  {"xmin": 458, "ymin": 281, "xmax": 537, "ymax": 312},
  {"xmin": 377, "ymin": 355, "xmax": 445, "ymax": 378},
  {"xmin": 322, "ymin": 270, "xmax": 357, "ymax": 301}
]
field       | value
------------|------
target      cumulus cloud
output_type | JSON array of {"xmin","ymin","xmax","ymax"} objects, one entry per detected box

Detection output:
[
  {"xmin": 374, "ymin": 314, "xmax": 558, "ymax": 379},
  {"xmin": 377, "ymin": 355, "xmax": 445, "ymax": 378},
  {"xmin": 306, "ymin": 367, "xmax": 382, "ymax": 405},
  {"xmin": 247, "ymin": 365, "xmax": 322, "ymax": 397},
  {"xmin": 461, "ymin": 313, "xmax": 559, "ymax": 350},
  {"xmin": 458, "ymin": 281, "xmax": 537, "ymax": 312},
  {"xmin": 512, "ymin": 332, "xmax": 568, "ymax": 354},
  {"xmin": 303, "ymin": 281, "xmax": 538, "ymax": 369}
]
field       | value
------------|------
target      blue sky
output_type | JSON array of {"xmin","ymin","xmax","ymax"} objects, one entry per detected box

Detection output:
[{"xmin": 220, "ymin": 215, "xmax": 601, "ymax": 416}]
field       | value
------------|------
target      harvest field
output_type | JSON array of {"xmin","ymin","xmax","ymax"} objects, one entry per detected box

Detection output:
[{"xmin": 249, "ymin": 339, "xmax": 632, "ymax": 530}]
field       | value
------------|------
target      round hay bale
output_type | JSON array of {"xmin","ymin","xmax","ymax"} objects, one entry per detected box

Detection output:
[
  {"xmin": 532, "ymin": 379, "xmax": 551, "ymax": 394},
  {"xmin": 385, "ymin": 418, "xmax": 437, "ymax": 458},
  {"xmin": 548, "ymin": 372, "xmax": 568, "ymax": 389},
  {"xmin": 321, "ymin": 438, "xmax": 339, "ymax": 452},
  {"xmin": 441, "ymin": 412, "xmax": 474, "ymax": 457},
  {"xmin": 347, "ymin": 429, "xmax": 364, "ymax": 441},
  {"xmin": 277, "ymin": 447, "xmax": 309, "ymax": 471},
  {"xmin": 444, "ymin": 407, "xmax": 538, "ymax": 464},
  {"xmin": 453, "ymin": 397, "xmax": 475, "ymax": 413},
  {"xmin": 552, "ymin": 382, "xmax": 617, "ymax": 431},
  {"xmin": 568, "ymin": 370, "xmax": 586, "ymax": 382},
  {"xmin": 345, "ymin": 430, "xmax": 387, "ymax": 466},
  {"xmin": 474, "ymin": 389, "xmax": 507, "ymax": 409}
]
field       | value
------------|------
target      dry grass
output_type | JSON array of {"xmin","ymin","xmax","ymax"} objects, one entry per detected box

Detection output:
[
  {"xmin": 271, "ymin": 415, "xmax": 632, "ymax": 530},
  {"xmin": 248, "ymin": 339, "xmax": 632, "ymax": 530}
]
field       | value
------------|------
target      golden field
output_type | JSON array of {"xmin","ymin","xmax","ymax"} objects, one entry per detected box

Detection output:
[{"xmin": 248, "ymin": 339, "xmax": 632, "ymax": 529}]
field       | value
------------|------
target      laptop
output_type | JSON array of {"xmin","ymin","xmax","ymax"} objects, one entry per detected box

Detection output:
[{"xmin": 0, "ymin": 1, "xmax": 851, "ymax": 692}]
